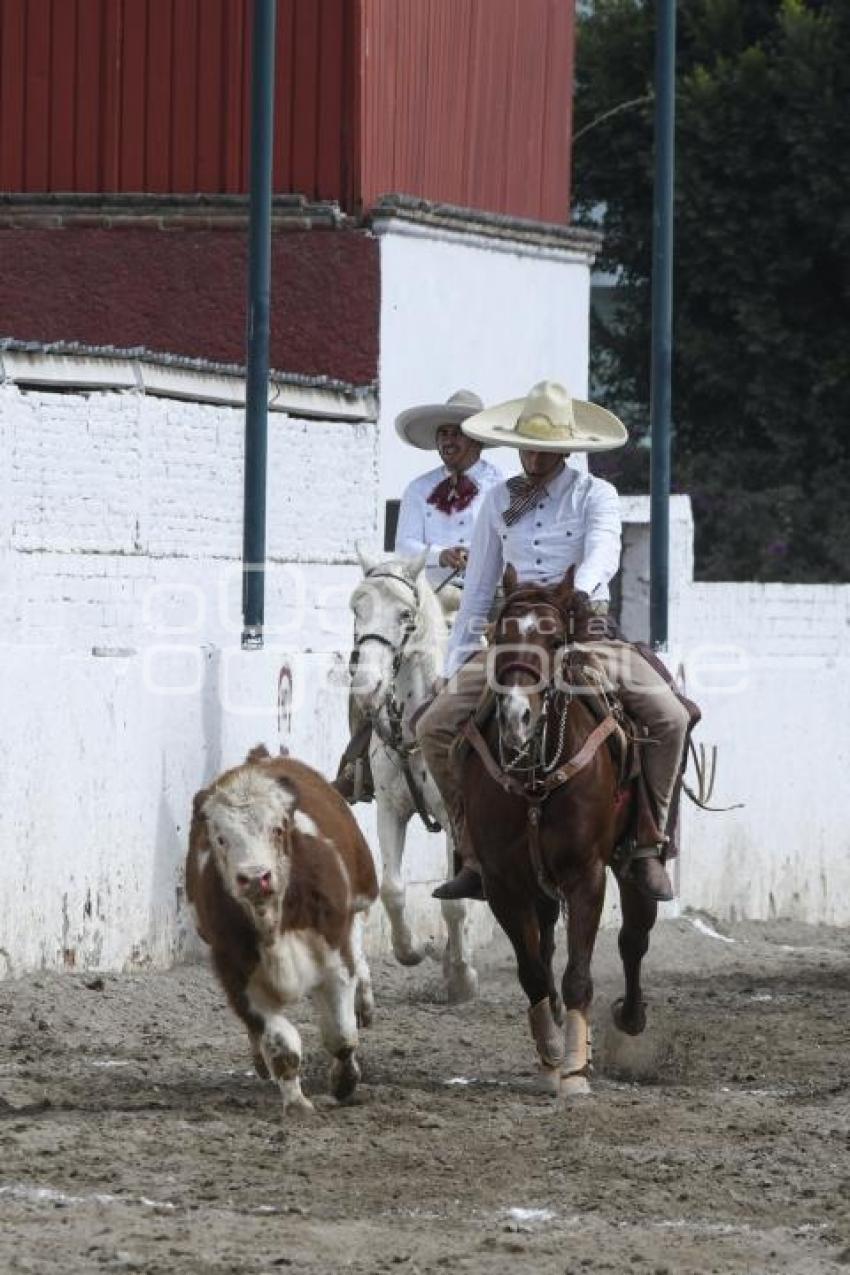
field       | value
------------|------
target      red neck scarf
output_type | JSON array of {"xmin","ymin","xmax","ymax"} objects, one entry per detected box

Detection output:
[{"xmin": 426, "ymin": 471, "xmax": 479, "ymax": 515}]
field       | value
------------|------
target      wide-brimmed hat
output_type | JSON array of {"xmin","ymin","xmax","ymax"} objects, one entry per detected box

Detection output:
[
  {"xmin": 395, "ymin": 389, "xmax": 485, "ymax": 451},
  {"xmin": 461, "ymin": 380, "xmax": 627, "ymax": 454}
]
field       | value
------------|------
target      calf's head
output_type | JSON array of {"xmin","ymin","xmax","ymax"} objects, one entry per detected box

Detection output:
[{"xmin": 202, "ymin": 768, "xmax": 297, "ymax": 913}]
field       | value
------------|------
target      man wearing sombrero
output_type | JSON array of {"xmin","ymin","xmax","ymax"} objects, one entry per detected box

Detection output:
[
  {"xmin": 334, "ymin": 390, "xmax": 502, "ymax": 803},
  {"xmin": 394, "ymin": 389, "xmax": 503, "ymax": 590},
  {"xmin": 418, "ymin": 380, "xmax": 690, "ymax": 903}
]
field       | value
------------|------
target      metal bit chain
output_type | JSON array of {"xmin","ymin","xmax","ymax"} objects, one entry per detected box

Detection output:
[
  {"xmin": 498, "ymin": 690, "xmax": 571, "ymax": 779},
  {"xmin": 540, "ymin": 691, "xmax": 570, "ymax": 774}
]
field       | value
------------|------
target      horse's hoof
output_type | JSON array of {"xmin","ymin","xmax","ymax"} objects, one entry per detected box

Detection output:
[
  {"xmin": 612, "ymin": 997, "xmax": 647, "ymax": 1037},
  {"xmin": 282, "ymin": 1093, "xmax": 315, "ymax": 1117},
  {"xmin": 560, "ymin": 1073, "xmax": 592, "ymax": 1099},
  {"xmin": 527, "ymin": 1065, "xmax": 562, "ymax": 1096},
  {"xmin": 446, "ymin": 965, "xmax": 479, "ymax": 1004},
  {"xmin": 330, "ymin": 1051, "xmax": 361, "ymax": 1103},
  {"xmin": 393, "ymin": 946, "xmax": 425, "ymax": 968}
]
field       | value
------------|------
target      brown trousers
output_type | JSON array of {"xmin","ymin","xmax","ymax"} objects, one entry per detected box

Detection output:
[{"xmin": 416, "ymin": 642, "xmax": 691, "ymax": 867}]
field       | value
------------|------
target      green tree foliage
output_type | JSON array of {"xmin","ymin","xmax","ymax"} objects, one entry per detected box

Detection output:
[{"xmin": 573, "ymin": 0, "xmax": 850, "ymax": 580}]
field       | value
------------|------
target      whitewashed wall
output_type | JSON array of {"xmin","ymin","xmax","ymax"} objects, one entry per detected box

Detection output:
[
  {"xmin": 3, "ymin": 381, "xmax": 847, "ymax": 978},
  {"xmin": 0, "ymin": 381, "xmax": 484, "ymax": 976},
  {"xmin": 375, "ymin": 217, "xmax": 594, "ymax": 508},
  {"xmin": 621, "ymin": 497, "xmax": 850, "ymax": 926}
]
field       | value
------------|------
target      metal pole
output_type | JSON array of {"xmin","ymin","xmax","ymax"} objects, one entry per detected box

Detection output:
[
  {"xmin": 242, "ymin": 0, "xmax": 277, "ymax": 650},
  {"xmin": 649, "ymin": 0, "xmax": 676, "ymax": 650}
]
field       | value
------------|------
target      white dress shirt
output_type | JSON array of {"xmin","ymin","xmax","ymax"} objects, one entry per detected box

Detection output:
[
  {"xmin": 446, "ymin": 465, "xmax": 622, "ymax": 676},
  {"xmin": 395, "ymin": 458, "xmax": 504, "ymax": 588}
]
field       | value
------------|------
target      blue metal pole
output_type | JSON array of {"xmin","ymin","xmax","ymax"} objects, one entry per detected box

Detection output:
[
  {"xmin": 649, "ymin": 0, "xmax": 676, "ymax": 650},
  {"xmin": 242, "ymin": 0, "xmax": 277, "ymax": 650}
]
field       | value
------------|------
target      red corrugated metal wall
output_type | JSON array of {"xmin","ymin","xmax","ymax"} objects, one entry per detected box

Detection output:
[
  {"xmin": 0, "ymin": 0, "xmax": 351, "ymax": 197},
  {"xmin": 0, "ymin": 0, "xmax": 573, "ymax": 220},
  {"xmin": 357, "ymin": 0, "xmax": 574, "ymax": 222}
]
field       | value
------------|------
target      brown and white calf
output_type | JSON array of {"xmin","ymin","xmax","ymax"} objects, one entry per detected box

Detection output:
[{"xmin": 186, "ymin": 746, "xmax": 379, "ymax": 1114}]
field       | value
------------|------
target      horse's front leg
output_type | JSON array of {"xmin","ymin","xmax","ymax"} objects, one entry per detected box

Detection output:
[
  {"xmin": 487, "ymin": 884, "xmax": 563, "ymax": 1094},
  {"xmin": 561, "ymin": 861, "xmax": 607, "ymax": 1097},
  {"xmin": 376, "ymin": 799, "xmax": 424, "ymax": 966},
  {"xmin": 612, "ymin": 878, "xmax": 657, "ymax": 1036},
  {"xmin": 440, "ymin": 829, "xmax": 479, "ymax": 1004},
  {"xmin": 536, "ymin": 894, "xmax": 563, "ymax": 1026}
]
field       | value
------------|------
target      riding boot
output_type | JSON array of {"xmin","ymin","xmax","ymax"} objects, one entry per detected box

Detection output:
[
  {"xmin": 432, "ymin": 865, "xmax": 484, "ymax": 901},
  {"xmin": 432, "ymin": 810, "xmax": 484, "ymax": 900},
  {"xmin": 626, "ymin": 846, "xmax": 674, "ymax": 902},
  {"xmin": 332, "ymin": 724, "xmax": 374, "ymax": 805}
]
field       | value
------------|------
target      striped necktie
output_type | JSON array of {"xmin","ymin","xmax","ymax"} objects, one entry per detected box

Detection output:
[{"xmin": 503, "ymin": 475, "xmax": 548, "ymax": 527}]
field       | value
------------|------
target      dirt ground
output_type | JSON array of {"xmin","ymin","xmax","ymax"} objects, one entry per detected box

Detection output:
[{"xmin": 0, "ymin": 913, "xmax": 848, "ymax": 1275}]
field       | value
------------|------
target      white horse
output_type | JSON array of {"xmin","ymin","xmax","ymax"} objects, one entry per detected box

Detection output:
[{"xmin": 347, "ymin": 548, "xmax": 478, "ymax": 1003}]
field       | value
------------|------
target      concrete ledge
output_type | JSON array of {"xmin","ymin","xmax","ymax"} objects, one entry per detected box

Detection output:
[
  {"xmin": 0, "ymin": 343, "xmax": 378, "ymax": 421},
  {"xmin": 370, "ymin": 193, "xmax": 601, "ymax": 262},
  {"xmin": 0, "ymin": 192, "xmax": 356, "ymax": 232}
]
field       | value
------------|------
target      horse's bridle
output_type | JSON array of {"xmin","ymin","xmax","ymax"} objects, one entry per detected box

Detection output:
[
  {"xmin": 490, "ymin": 593, "xmax": 570, "ymax": 770},
  {"xmin": 349, "ymin": 569, "xmax": 442, "ymax": 833},
  {"xmin": 350, "ymin": 569, "xmax": 420, "ymax": 683}
]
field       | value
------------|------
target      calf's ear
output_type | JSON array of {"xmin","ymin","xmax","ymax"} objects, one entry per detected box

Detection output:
[
  {"xmin": 192, "ymin": 785, "xmax": 212, "ymax": 821},
  {"xmin": 274, "ymin": 775, "xmax": 299, "ymax": 822}
]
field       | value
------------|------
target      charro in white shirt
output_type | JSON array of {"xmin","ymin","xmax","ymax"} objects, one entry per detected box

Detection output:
[
  {"xmin": 395, "ymin": 457, "xmax": 504, "ymax": 588},
  {"xmin": 446, "ymin": 465, "xmax": 621, "ymax": 676}
]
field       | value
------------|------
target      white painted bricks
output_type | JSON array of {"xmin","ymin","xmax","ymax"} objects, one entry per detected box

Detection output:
[{"xmin": 2, "ymin": 385, "xmax": 378, "ymax": 564}]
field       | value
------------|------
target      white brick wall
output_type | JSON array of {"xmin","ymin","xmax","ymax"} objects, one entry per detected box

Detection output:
[
  {"xmin": 623, "ymin": 498, "xmax": 850, "ymax": 925},
  {"xmin": 1, "ymin": 384, "xmax": 380, "ymax": 650},
  {"xmin": 2, "ymin": 385, "xmax": 378, "ymax": 566}
]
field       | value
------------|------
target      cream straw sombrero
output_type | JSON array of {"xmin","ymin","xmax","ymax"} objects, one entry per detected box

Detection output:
[
  {"xmin": 395, "ymin": 389, "xmax": 485, "ymax": 451},
  {"xmin": 461, "ymin": 380, "xmax": 627, "ymax": 454}
]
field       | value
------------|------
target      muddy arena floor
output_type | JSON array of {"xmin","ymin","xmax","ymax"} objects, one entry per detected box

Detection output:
[{"xmin": 0, "ymin": 915, "xmax": 848, "ymax": 1275}]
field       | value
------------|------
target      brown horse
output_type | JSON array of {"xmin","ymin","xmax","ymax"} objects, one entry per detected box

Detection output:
[{"xmin": 459, "ymin": 565, "xmax": 656, "ymax": 1097}]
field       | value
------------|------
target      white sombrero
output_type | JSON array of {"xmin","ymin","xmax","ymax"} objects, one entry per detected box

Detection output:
[
  {"xmin": 395, "ymin": 389, "xmax": 485, "ymax": 451},
  {"xmin": 461, "ymin": 380, "xmax": 627, "ymax": 454}
]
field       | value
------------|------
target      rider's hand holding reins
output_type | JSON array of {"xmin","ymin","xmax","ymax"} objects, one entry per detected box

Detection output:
[{"xmin": 438, "ymin": 546, "xmax": 469, "ymax": 571}]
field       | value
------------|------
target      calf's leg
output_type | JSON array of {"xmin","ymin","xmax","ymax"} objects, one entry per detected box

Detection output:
[
  {"xmin": 211, "ymin": 950, "xmax": 270, "ymax": 1080},
  {"xmin": 315, "ymin": 957, "xmax": 361, "ymax": 1103},
  {"xmin": 212, "ymin": 950, "xmax": 312, "ymax": 1114},
  {"xmin": 241, "ymin": 965, "xmax": 313, "ymax": 1115},
  {"xmin": 259, "ymin": 1012, "xmax": 313, "ymax": 1114}
]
